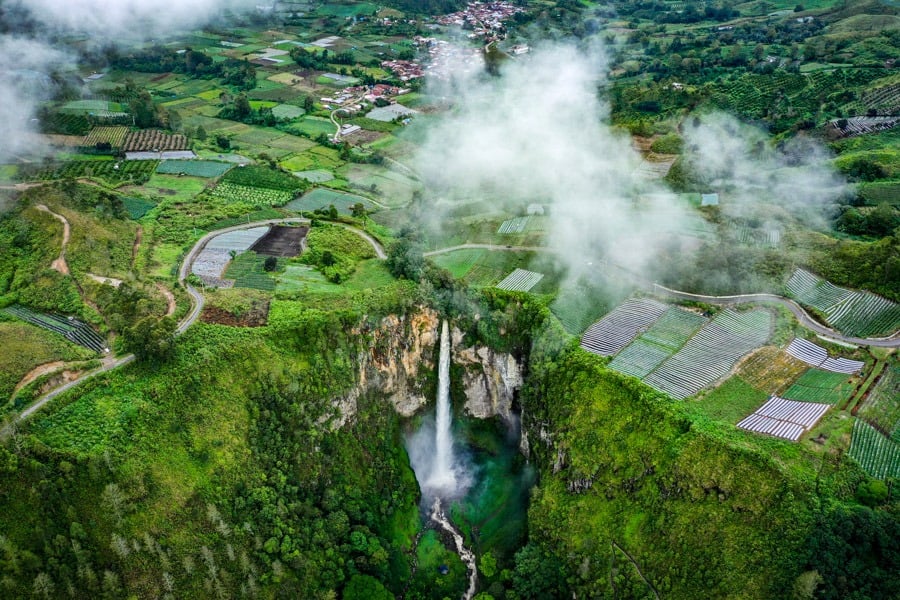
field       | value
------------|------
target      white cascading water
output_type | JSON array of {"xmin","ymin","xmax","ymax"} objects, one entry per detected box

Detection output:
[
  {"xmin": 427, "ymin": 320, "xmax": 456, "ymax": 493},
  {"xmin": 406, "ymin": 320, "xmax": 478, "ymax": 599}
]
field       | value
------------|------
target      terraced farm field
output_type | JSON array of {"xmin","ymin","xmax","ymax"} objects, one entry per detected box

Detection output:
[
  {"xmin": 156, "ymin": 160, "xmax": 233, "ymax": 178},
  {"xmin": 223, "ymin": 252, "xmax": 277, "ymax": 291},
  {"xmin": 2, "ymin": 305, "xmax": 106, "ymax": 352},
  {"xmin": 782, "ymin": 369, "xmax": 855, "ymax": 405},
  {"xmin": 786, "ymin": 268, "xmax": 900, "ymax": 337},
  {"xmin": 431, "ymin": 249, "xmax": 485, "ymax": 279},
  {"xmin": 210, "ymin": 183, "xmax": 295, "ymax": 207},
  {"xmin": 849, "ymin": 419, "xmax": 900, "ymax": 479},
  {"xmin": 609, "ymin": 307, "xmax": 707, "ymax": 379},
  {"xmin": 644, "ymin": 309, "xmax": 772, "ymax": 400},
  {"xmin": 737, "ymin": 396, "xmax": 831, "ymax": 442},
  {"xmin": 857, "ymin": 366, "xmax": 900, "ymax": 440},
  {"xmin": 581, "ymin": 298, "xmax": 668, "ymax": 356},
  {"xmin": 495, "ymin": 268, "xmax": 544, "ymax": 292},
  {"xmin": 286, "ymin": 188, "xmax": 372, "ymax": 214},
  {"xmin": 738, "ymin": 346, "xmax": 808, "ymax": 393}
]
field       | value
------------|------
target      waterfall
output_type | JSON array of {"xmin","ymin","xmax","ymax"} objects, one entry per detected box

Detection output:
[
  {"xmin": 427, "ymin": 320, "xmax": 456, "ymax": 493},
  {"xmin": 406, "ymin": 319, "xmax": 478, "ymax": 599}
]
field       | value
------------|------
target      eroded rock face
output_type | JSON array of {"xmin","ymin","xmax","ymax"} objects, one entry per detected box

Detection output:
[
  {"xmin": 452, "ymin": 329, "xmax": 523, "ymax": 421},
  {"xmin": 331, "ymin": 310, "xmax": 523, "ymax": 427}
]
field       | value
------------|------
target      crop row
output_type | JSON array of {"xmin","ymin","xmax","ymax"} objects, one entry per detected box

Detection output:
[
  {"xmin": 495, "ymin": 268, "xmax": 543, "ymax": 292},
  {"xmin": 849, "ymin": 419, "xmax": 900, "ymax": 480},
  {"xmin": 782, "ymin": 374, "xmax": 853, "ymax": 405},
  {"xmin": 83, "ymin": 126, "xmax": 129, "ymax": 148},
  {"xmin": 786, "ymin": 268, "xmax": 900, "ymax": 337},
  {"xmin": 643, "ymin": 309, "xmax": 772, "ymax": 400},
  {"xmin": 123, "ymin": 130, "xmax": 189, "ymax": 152},
  {"xmin": 580, "ymin": 298, "xmax": 668, "ymax": 356},
  {"xmin": 221, "ymin": 165, "xmax": 304, "ymax": 192},
  {"xmin": 16, "ymin": 160, "xmax": 158, "ymax": 184},
  {"xmin": 2, "ymin": 305, "xmax": 105, "ymax": 352},
  {"xmin": 738, "ymin": 347, "xmax": 808, "ymax": 394},
  {"xmin": 156, "ymin": 160, "xmax": 233, "ymax": 178},
  {"xmin": 210, "ymin": 182, "xmax": 295, "ymax": 207},
  {"xmin": 857, "ymin": 366, "xmax": 900, "ymax": 440}
]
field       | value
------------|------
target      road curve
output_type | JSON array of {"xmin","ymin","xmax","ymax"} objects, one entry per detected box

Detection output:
[
  {"xmin": 651, "ymin": 283, "xmax": 900, "ymax": 348},
  {"xmin": 3, "ymin": 218, "xmax": 388, "ymax": 434},
  {"xmin": 423, "ymin": 243, "xmax": 553, "ymax": 257},
  {"xmin": 423, "ymin": 244, "xmax": 900, "ymax": 347}
]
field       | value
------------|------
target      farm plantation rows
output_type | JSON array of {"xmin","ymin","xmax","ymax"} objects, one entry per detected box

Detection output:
[{"xmin": 0, "ymin": 0, "xmax": 899, "ymax": 599}]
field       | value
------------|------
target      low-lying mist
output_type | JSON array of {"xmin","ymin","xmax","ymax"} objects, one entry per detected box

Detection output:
[
  {"xmin": 0, "ymin": 0, "xmax": 261, "ymax": 164},
  {"xmin": 413, "ymin": 40, "xmax": 849, "ymax": 291}
]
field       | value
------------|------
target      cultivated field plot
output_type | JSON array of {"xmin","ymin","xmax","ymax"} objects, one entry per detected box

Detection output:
[
  {"xmin": 580, "ymin": 298, "xmax": 668, "ymax": 356},
  {"xmin": 738, "ymin": 346, "xmax": 809, "ymax": 393},
  {"xmin": 644, "ymin": 309, "xmax": 772, "ymax": 400},
  {"xmin": 609, "ymin": 307, "xmax": 707, "ymax": 379},
  {"xmin": 431, "ymin": 249, "xmax": 485, "ymax": 279},
  {"xmin": 849, "ymin": 420, "xmax": 900, "ymax": 479},
  {"xmin": 155, "ymin": 160, "xmax": 232, "ymax": 178},
  {"xmin": 210, "ymin": 183, "xmax": 295, "ymax": 207},
  {"xmin": 737, "ymin": 396, "xmax": 830, "ymax": 442},
  {"xmin": 609, "ymin": 338, "xmax": 673, "ymax": 379},
  {"xmin": 2, "ymin": 305, "xmax": 105, "ymax": 353},
  {"xmin": 121, "ymin": 196, "xmax": 156, "ymax": 220},
  {"xmin": 735, "ymin": 226, "xmax": 781, "ymax": 248},
  {"xmin": 123, "ymin": 130, "xmax": 189, "ymax": 152},
  {"xmin": 857, "ymin": 366, "xmax": 900, "ymax": 440},
  {"xmin": 782, "ymin": 369, "xmax": 855, "ymax": 405},
  {"xmin": 17, "ymin": 160, "xmax": 158, "ymax": 184},
  {"xmin": 785, "ymin": 338, "xmax": 865, "ymax": 374},
  {"xmin": 786, "ymin": 268, "xmax": 900, "ymax": 337},
  {"xmin": 285, "ymin": 188, "xmax": 372, "ymax": 214},
  {"xmin": 223, "ymin": 253, "xmax": 276, "ymax": 291},
  {"xmin": 498, "ymin": 217, "xmax": 530, "ymax": 234},
  {"xmin": 495, "ymin": 268, "xmax": 544, "ymax": 292},
  {"xmin": 59, "ymin": 100, "xmax": 126, "ymax": 117},
  {"xmin": 192, "ymin": 227, "xmax": 269, "ymax": 285},
  {"xmin": 249, "ymin": 225, "xmax": 308, "ymax": 257},
  {"xmin": 83, "ymin": 126, "xmax": 128, "ymax": 149},
  {"xmin": 293, "ymin": 169, "xmax": 333, "ymax": 183}
]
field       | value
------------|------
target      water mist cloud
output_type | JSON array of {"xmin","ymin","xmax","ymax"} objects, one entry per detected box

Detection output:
[
  {"xmin": 0, "ymin": 0, "xmax": 260, "ymax": 164},
  {"xmin": 680, "ymin": 113, "xmax": 848, "ymax": 228},
  {"xmin": 415, "ymin": 43, "xmax": 692, "ymax": 277},
  {"xmin": 0, "ymin": 37, "xmax": 69, "ymax": 163},
  {"xmin": 8, "ymin": 0, "xmax": 261, "ymax": 38}
]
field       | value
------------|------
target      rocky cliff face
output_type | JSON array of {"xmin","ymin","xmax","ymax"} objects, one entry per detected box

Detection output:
[
  {"xmin": 332, "ymin": 309, "xmax": 523, "ymax": 427},
  {"xmin": 452, "ymin": 326, "xmax": 523, "ymax": 421}
]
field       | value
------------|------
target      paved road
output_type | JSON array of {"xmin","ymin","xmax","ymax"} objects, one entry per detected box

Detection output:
[
  {"xmin": 423, "ymin": 243, "xmax": 554, "ymax": 257},
  {"xmin": 423, "ymin": 244, "xmax": 900, "ymax": 347},
  {"xmin": 3, "ymin": 218, "xmax": 388, "ymax": 433},
  {"xmin": 651, "ymin": 283, "xmax": 900, "ymax": 348}
]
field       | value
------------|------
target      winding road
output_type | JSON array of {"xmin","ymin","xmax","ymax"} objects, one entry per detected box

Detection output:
[
  {"xmin": 3, "ymin": 218, "xmax": 387, "ymax": 434},
  {"xmin": 422, "ymin": 244, "xmax": 900, "ymax": 348}
]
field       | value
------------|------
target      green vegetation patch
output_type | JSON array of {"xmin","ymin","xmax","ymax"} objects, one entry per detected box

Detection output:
[
  {"xmin": 155, "ymin": 160, "xmax": 233, "ymax": 178},
  {"xmin": 120, "ymin": 196, "xmax": 156, "ymax": 220},
  {"xmin": 286, "ymin": 188, "xmax": 373, "ymax": 214},
  {"xmin": 221, "ymin": 164, "xmax": 304, "ymax": 191},
  {"xmin": 694, "ymin": 376, "xmax": 771, "ymax": 423},
  {"xmin": 857, "ymin": 364, "xmax": 900, "ymax": 439},
  {"xmin": 0, "ymin": 320, "xmax": 93, "ymax": 402},
  {"xmin": 848, "ymin": 419, "xmax": 900, "ymax": 480},
  {"xmin": 223, "ymin": 252, "xmax": 277, "ymax": 291},
  {"xmin": 782, "ymin": 368, "xmax": 855, "ymax": 404}
]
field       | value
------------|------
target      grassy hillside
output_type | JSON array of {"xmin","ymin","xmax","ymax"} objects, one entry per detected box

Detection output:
[{"xmin": 517, "ymin": 313, "xmax": 898, "ymax": 599}]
